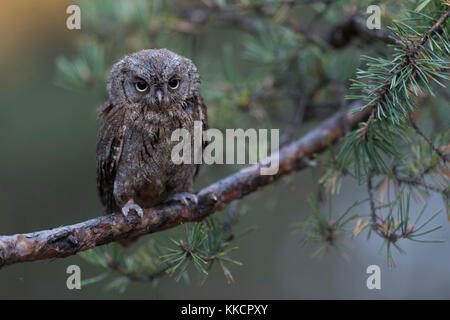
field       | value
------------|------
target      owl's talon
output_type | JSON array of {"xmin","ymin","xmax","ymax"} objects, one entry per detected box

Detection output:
[
  {"xmin": 165, "ymin": 192, "xmax": 198, "ymax": 206},
  {"xmin": 121, "ymin": 199, "xmax": 144, "ymax": 218}
]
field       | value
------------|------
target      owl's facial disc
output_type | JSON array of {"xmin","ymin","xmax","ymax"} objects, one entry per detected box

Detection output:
[{"xmin": 108, "ymin": 49, "xmax": 199, "ymax": 111}]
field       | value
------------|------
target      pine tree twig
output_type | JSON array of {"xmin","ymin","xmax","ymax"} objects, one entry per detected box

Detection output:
[
  {"xmin": 110, "ymin": 236, "xmax": 230, "ymax": 283},
  {"xmin": 106, "ymin": 234, "xmax": 230, "ymax": 283},
  {"xmin": 395, "ymin": 176, "xmax": 444, "ymax": 194},
  {"xmin": 280, "ymin": 79, "xmax": 331, "ymax": 146},
  {"xmin": 201, "ymin": 0, "xmax": 301, "ymax": 14},
  {"xmin": 0, "ymin": 103, "xmax": 372, "ymax": 269},
  {"xmin": 194, "ymin": 2, "xmax": 396, "ymax": 49},
  {"xmin": 392, "ymin": 163, "xmax": 446, "ymax": 195},
  {"xmin": 367, "ymin": 171, "xmax": 379, "ymax": 230},
  {"xmin": 408, "ymin": 112, "xmax": 448, "ymax": 162},
  {"xmin": 178, "ymin": 240, "xmax": 215, "ymax": 262},
  {"xmin": 286, "ymin": 14, "xmax": 397, "ymax": 49},
  {"xmin": 194, "ymin": 0, "xmax": 303, "ymax": 34},
  {"xmin": 105, "ymin": 255, "xmax": 175, "ymax": 283},
  {"xmin": 280, "ymin": 91, "xmax": 308, "ymax": 146},
  {"xmin": 361, "ymin": 8, "xmax": 450, "ymax": 133},
  {"xmin": 326, "ymin": 15, "xmax": 397, "ymax": 48}
]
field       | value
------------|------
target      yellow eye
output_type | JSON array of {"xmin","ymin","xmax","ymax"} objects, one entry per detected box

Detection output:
[
  {"xmin": 168, "ymin": 78, "xmax": 180, "ymax": 89},
  {"xmin": 135, "ymin": 81, "xmax": 148, "ymax": 92}
]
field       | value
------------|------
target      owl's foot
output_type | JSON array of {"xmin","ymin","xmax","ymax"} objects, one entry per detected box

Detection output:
[
  {"xmin": 121, "ymin": 199, "xmax": 144, "ymax": 218},
  {"xmin": 165, "ymin": 192, "xmax": 198, "ymax": 206}
]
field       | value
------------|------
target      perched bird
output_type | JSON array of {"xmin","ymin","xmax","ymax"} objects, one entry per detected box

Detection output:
[{"xmin": 96, "ymin": 49, "xmax": 207, "ymax": 244}]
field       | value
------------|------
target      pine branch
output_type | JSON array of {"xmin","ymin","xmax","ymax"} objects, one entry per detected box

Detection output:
[
  {"xmin": 337, "ymin": 6, "xmax": 449, "ymax": 177},
  {"xmin": 326, "ymin": 15, "xmax": 397, "ymax": 48},
  {"xmin": 361, "ymin": 9, "xmax": 450, "ymax": 131},
  {"xmin": 408, "ymin": 112, "xmax": 448, "ymax": 161},
  {"xmin": 105, "ymin": 258, "xmax": 175, "ymax": 283},
  {"xmin": 0, "ymin": 103, "xmax": 372, "ymax": 269},
  {"xmin": 367, "ymin": 170, "xmax": 379, "ymax": 229}
]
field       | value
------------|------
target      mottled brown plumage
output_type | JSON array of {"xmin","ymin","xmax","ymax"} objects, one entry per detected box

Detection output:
[{"xmin": 96, "ymin": 49, "xmax": 207, "ymax": 244}]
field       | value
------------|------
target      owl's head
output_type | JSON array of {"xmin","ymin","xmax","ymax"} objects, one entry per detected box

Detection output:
[{"xmin": 107, "ymin": 49, "xmax": 200, "ymax": 110}]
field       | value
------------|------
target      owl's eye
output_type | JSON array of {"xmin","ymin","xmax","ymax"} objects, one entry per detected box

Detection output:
[
  {"xmin": 168, "ymin": 78, "xmax": 180, "ymax": 90},
  {"xmin": 135, "ymin": 81, "xmax": 148, "ymax": 92}
]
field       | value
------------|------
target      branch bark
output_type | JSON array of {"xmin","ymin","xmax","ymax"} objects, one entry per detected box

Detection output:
[{"xmin": 0, "ymin": 101, "xmax": 371, "ymax": 269}]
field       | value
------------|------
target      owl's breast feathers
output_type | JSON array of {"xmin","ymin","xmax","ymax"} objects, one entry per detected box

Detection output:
[{"xmin": 96, "ymin": 94, "xmax": 208, "ymax": 214}]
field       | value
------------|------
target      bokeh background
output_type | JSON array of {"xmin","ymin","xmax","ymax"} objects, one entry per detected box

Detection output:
[{"xmin": 0, "ymin": 0, "xmax": 449, "ymax": 299}]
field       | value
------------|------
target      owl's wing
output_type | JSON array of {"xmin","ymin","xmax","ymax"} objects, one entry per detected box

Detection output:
[
  {"xmin": 96, "ymin": 100, "xmax": 126, "ymax": 213},
  {"xmin": 194, "ymin": 94, "xmax": 208, "ymax": 179}
]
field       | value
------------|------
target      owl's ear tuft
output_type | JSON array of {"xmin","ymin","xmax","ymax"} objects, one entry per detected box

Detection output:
[
  {"xmin": 185, "ymin": 58, "xmax": 200, "ymax": 95},
  {"xmin": 107, "ymin": 58, "xmax": 129, "ymax": 107}
]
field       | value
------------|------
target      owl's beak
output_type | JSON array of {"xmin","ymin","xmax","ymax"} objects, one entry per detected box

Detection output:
[{"xmin": 156, "ymin": 89, "xmax": 163, "ymax": 105}]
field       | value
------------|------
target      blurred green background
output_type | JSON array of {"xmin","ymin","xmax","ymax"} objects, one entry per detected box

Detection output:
[{"xmin": 0, "ymin": 0, "xmax": 449, "ymax": 299}]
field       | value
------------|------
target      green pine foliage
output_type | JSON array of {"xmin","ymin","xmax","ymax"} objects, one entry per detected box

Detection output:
[
  {"xmin": 339, "ymin": 2, "xmax": 450, "ymax": 178},
  {"xmin": 314, "ymin": 1, "xmax": 449, "ymax": 266}
]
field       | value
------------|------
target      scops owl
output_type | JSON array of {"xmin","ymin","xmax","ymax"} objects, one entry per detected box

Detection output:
[{"xmin": 96, "ymin": 49, "xmax": 207, "ymax": 225}]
